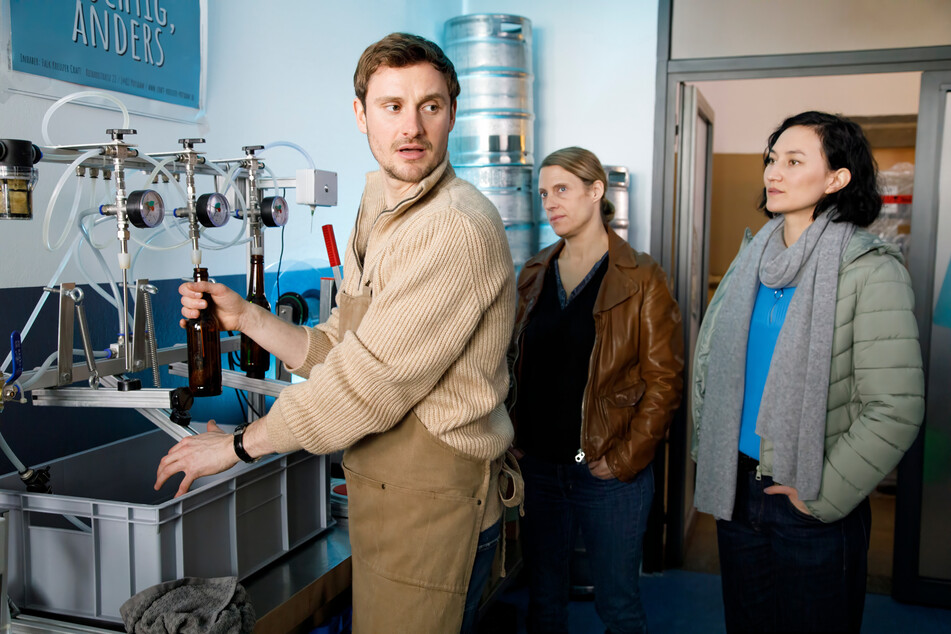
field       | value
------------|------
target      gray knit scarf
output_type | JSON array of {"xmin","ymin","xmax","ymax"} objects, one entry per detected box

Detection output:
[{"xmin": 695, "ymin": 213, "xmax": 854, "ymax": 521}]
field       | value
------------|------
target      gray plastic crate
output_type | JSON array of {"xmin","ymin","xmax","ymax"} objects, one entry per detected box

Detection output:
[{"xmin": 0, "ymin": 429, "xmax": 331, "ymax": 623}]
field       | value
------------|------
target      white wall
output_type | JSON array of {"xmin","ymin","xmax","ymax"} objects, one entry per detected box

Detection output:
[
  {"xmin": 693, "ymin": 72, "xmax": 921, "ymax": 154},
  {"xmin": 672, "ymin": 0, "xmax": 951, "ymax": 59},
  {"xmin": 0, "ymin": 0, "xmax": 659, "ymax": 295}
]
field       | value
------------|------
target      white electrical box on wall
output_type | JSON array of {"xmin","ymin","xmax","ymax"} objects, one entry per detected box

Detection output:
[{"xmin": 296, "ymin": 169, "xmax": 338, "ymax": 207}]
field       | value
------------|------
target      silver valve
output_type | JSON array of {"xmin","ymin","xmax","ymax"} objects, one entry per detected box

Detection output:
[
  {"xmin": 98, "ymin": 128, "xmax": 161, "ymax": 373},
  {"xmin": 176, "ymin": 138, "xmax": 206, "ymax": 165},
  {"xmin": 179, "ymin": 137, "xmax": 205, "ymax": 150},
  {"xmin": 169, "ymin": 139, "xmax": 229, "ymax": 242},
  {"xmin": 236, "ymin": 145, "xmax": 286, "ymax": 228},
  {"xmin": 107, "ymin": 128, "xmax": 136, "ymax": 141},
  {"xmin": 102, "ymin": 129, "xmax": 138, "ymax": 161}
]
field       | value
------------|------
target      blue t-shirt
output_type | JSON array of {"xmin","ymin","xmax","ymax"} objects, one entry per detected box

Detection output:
[{"xmin": 739, "ymin": 283, "xmax": 796, "ymax": 460}]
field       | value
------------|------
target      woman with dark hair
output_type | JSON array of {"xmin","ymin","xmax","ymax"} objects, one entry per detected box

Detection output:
[
  {"xmin": 692, "ymin": 111, "xmax": 925, "ymax": 632},
  {"xmin": 510, "ymin": 147, "xmax": 683, "ymax": 633}
]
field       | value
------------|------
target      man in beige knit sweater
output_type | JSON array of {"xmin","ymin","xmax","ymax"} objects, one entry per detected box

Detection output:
[{"xmin": 154, "ymin": 33, "xmax": 516, "ymax": 633}]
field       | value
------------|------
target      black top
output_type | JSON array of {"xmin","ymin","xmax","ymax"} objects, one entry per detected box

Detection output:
[{"xmin": 515, "ymin": 253, "xmax": 609, "ymax": 463}]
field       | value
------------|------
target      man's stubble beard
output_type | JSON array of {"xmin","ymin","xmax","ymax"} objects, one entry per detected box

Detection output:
[{"xmin": 371, "ymin": 133, "xmax": 448, "ymax": 186}]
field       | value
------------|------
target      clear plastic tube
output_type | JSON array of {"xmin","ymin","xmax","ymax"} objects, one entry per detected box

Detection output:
[
  {"xmin": 18, "ymin": 351, "xmax": 58, "ymax": 391},
  {"xmin": 79, "ymin": 208, "xmax": 112, "ymax": 250},
  {"xmin": 263, "ymin": 140, "xmax": 316, "ymax": 170},
  {"xmin": 131, "ymin": 228, "xmax": 177, "ymax": 280},
  {"xmin": 41, "ymin": 91, "xmax": 130, "ymax": 147},
  {"xmin": 1, "ymin": 234, "xmax": 83, "ymax": 373},
  {"xmin": 0, "ymin": 432, "xmax": 27, "ymax": 474},
  {"xmin": 196, "ymin": 162, "xmax": 250, "ymax": 249},
  {"xmin": 0, "ymin": 424, "xmax": 91, "ymax": 533},
  {"xmin": 138, "ymin": 153, "xmax": 188, "ymax": 210},
  {"xmin": 18, "ymin": 348, "xmax": 110, "ymax": 393},
  {"xmin": 77, "ymin": 214, "xmax": 125, "ymax": 326},
  {"xmin": 42, "ymin": 149, "xmax": 101, "ymax": 251}
]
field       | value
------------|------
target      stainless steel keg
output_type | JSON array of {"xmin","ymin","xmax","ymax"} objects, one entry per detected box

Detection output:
[
  {"xmin": 444, "ymin": 14, "xmax": 534, "ymax": 166},
  {"xmin": 445, "ymin": 14, "xmax": 537, "ymax": 268},
  {"xmin": 454, "ymin": 165, "xmax": 534, "ymax": 225},
  {"xmin": 604, "ymin": 165, "xmax": 631, "ymax": 242}
]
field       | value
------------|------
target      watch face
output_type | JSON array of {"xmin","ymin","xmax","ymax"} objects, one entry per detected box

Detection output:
[
  {"xmin": 128, "ymin": 189, "xmax": 165, "ymax": 228},
  {"xmin": 197, "ymin": 192, "xmax": 231, "ymax": 227},
  {"xmin": 261, "ymin": 196, "xmax": 288, "ymax": 227}
]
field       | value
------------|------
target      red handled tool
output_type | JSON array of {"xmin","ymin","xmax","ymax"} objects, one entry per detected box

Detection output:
[{"xmin": 322, "ymin": 224, "xmax": 344, "ymax": 291}]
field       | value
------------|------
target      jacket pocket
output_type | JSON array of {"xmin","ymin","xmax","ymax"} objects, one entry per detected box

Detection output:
[
  {"xmin": 343, "ymin": 465, "xmax": 482, "ymax": 593},
  {"xmin": 604, "ymin": 379, "xmax": 646, "ymax": 408}
]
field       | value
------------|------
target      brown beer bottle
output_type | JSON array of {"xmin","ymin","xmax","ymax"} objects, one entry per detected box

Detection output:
[
  {"xmin": 186, "ymin": 267, "xmax": 222, "ymax": 396},
  {"xmin": 240, "ymin": 254, "xmax": 271, "ymax": 379}
]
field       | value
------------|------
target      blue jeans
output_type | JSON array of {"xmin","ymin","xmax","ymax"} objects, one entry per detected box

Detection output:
[
  {"xmin": 519, "ymin": 453, "xmax": 654, "ymax": 634},
  {"xmin": 716, "ymin": 469, "xmax": 871, "ymax": 633},
  {"xmin": 461, "ymin": 518, "xmax": 502, "ymax": 633}
]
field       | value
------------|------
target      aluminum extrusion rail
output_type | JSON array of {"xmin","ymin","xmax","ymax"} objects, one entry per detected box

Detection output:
[
  {"xmin": 167, "ymin": 363, "xmax": 291, "ymax": 398},
  {"xmin": 38, "ymin": 146, "xmax": 247, "ymax": 178},
  {"xmin": 17, "ymin": 337, "xmax": 239, "ymax": 393}
]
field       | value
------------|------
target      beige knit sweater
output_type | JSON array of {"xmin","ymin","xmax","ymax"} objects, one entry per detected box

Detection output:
[{"xmin": 264, "ymin": 158, "xmax": 516, "ymax": 463}]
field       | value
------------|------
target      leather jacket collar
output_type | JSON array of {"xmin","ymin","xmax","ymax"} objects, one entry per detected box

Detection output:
[{"xmin": 517, "ymin": 226, "xmax": 640, "ymax": 315}]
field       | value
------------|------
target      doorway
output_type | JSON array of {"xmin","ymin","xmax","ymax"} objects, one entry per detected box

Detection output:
[{"xmin": 655, "ymin": 56, "xmax": 951, "ymax": 606}]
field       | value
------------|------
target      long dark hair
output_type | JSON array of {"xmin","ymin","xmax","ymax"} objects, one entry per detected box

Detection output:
[{"xmin": 759, "ymin": 111, "xmax": 881, "ymax": 227}]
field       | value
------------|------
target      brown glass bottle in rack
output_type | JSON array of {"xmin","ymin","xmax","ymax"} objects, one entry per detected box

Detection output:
[
  {"xmin": 240, "ymin": 253, "xmax": 271, "ymax": 379},
  {"xmin": 185, "ymin": 267, "xmax": 222, "ymax": 396}
]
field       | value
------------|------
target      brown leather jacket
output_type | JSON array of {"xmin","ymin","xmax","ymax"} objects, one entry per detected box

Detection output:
[{"xmin": 509, "ymin": 228, "xmax": 684, "ymax": 481}]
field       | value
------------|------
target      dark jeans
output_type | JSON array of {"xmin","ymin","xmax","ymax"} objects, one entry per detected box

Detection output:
[
  {"xmin": 519, "ymin": 453, "xmax": 654, "ymax": 634},
  {"xmin": 461, "ymin": 518, "xmax": 502, "ymax": 634},
  {"xmin": 716, "ymin": 467, "xmax": 871, "ymax": 633}
]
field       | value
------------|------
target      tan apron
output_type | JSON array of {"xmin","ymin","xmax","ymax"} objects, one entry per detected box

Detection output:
[{"xmin": 337, "ymin": 285, "xmax": 494, "ymax": 633}]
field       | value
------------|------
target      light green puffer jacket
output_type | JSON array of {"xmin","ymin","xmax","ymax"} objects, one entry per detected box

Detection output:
[{"xmin": 691, "ymin": 228, "xmax": 925, "ymax": 523}]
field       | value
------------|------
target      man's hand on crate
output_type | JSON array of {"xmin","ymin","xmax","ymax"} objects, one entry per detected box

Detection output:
[{"xmin": 154, "ymin": 420, "xmax": 239, "ymax": 497}]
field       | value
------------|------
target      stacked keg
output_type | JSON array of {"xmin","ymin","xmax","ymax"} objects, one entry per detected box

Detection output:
[
  {"xmin": 538, "ymin": 164, "xmax": 632, "ymax": 250},
  {"xmin": 604, "ymin": 165, "xmax": 631, "ymax": 242},
  {"xmin": 444, "ymin": 14, "xmax": 536, "ymax": 271}
]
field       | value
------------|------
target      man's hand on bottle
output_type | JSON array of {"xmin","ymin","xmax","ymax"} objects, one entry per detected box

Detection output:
[{"xmin": 179, "ymin": 281, "xmax": 246, "ymax": 331}]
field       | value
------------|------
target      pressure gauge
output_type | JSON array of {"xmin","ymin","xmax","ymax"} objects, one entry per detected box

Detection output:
[
  {"xmin": 196, "ymin": 192, "xmax": 231, "ymax": 227},
  {"xmin": 126, "ymin": 189, "xmax": 165, "ymax": 228},
  {"xmin": 261, "ymin": 195, "xmax": 288, "ymax": 227}
]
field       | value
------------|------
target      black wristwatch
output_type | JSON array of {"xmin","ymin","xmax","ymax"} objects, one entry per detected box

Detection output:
[{"xmin": 233, "ymin": 425, "xmax": 259, "ymax": 464}]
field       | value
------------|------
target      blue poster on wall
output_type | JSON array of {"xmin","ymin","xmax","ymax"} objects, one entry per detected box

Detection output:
[{"xmin": 9, "ymin": 0, "xmax": 200, "ymax": 108}]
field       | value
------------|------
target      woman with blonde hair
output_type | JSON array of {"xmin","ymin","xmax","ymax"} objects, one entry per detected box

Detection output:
[{"xmin": 509, "ymin": 147, "xmax": 683, "ymax": 633}]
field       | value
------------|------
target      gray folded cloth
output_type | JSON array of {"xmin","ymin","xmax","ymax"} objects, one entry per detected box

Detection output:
[{"xmin": 120, "ymin": 576, "xmax": 256, "ymax": 634}]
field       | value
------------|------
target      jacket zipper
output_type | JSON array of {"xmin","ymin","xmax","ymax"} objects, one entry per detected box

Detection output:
[
  {"xmin": 756, "ymin": 437, "xmax": 764, "ymax": 481},
  {"xmin": 577, "ymin": 312, "xmax": 601, "ymax": 464}
]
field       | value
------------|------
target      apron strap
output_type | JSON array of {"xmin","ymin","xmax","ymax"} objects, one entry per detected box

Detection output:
[{"xmin": 495, "ymin": 450, "xmax": 525, "ymax": 578}]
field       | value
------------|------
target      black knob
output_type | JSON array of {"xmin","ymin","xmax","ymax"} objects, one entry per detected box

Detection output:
[
  {"xmin": 170, "ymin": 386, "xmax": 194, "ymax": 412},
  {"xmin": 0, "ymin": 139, "xmax": 43, "ymax": 167}
]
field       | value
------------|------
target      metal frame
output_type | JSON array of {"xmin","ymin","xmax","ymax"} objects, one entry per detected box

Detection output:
[
  {"xmin": 892, "ymin": 70, "xmax": 951, "ymax": 608},
  {"xmin": 665, "ymin": 83, "xmax": 715, "ymax": 567},
  {"xmin": 651, "ymin": 2, "xmax": 951, "ymax": 596},
  {"xmin": 168, "ymin": 362, "xmax": 291, "ymax": 398}
]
